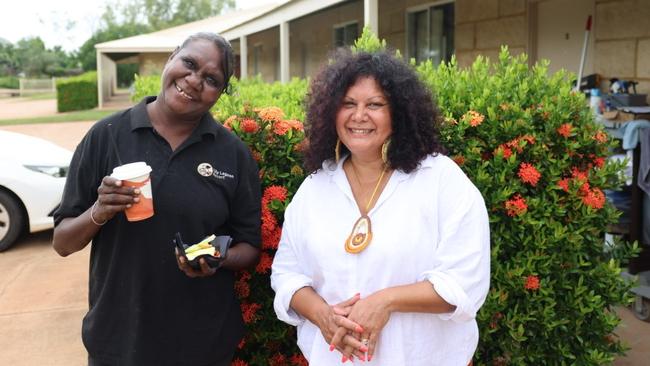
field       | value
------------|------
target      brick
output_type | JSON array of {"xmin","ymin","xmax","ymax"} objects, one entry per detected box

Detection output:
[
  {"xmin": 595, "ymin": 40, "xmax": 636, "ymax": 78},
  {"xmin": 499, "ymin": 0, "xmax": 526, "ymax": 16},
  {"xmin": 476, "ymin": 16, "xmax": 526, "ymax": 49},
  {"xmin": 456, "ymin": 0, "xmax": 499, "ymax": 23},
  {"xmin": 595, "ymin": 0, "xmax": 650, "ymax": 40},
  {"xmin": 637, "ymin": 39, "xmax": 650, "ymax": 78},
  {"xmin": 456, "ymin": 23, "xmax": 475, "ymax": 50}
]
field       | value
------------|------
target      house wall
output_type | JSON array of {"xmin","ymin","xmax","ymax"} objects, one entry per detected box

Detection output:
[
  {"xmin": 594, "ymin": 0, "xmax": 650, "ymax": 99},
  {"xmin": 289, "ymin": 1, "xmax": 364, "ymax": 79},
  {"xmin": 139, "ymin": 53, "xmax": 170, "ymax": 75},
  {"xmin": 246, "ymin": 27, "xmax": 280, "ymax": 82},
  {"xmin": 453, "ymin": 0, "xmax": 528, "ymax": 67}
]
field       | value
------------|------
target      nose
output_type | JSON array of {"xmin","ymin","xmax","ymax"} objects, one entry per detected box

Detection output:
[
  {"xmin": 352, "ymin": 104, "xmax": 366, "ymax": 122},
  {"xmin": 185, "ymin": 72, "xmax": 202, "ymax": 90}
]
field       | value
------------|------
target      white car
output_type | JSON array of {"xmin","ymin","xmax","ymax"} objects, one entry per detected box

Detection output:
[{"xmin": 0, "ymin": 130, "xmax": 72, "ymax": 251}]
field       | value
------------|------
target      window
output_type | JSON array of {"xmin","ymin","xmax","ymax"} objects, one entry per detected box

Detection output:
[
  {"xmin": 334, "ymin": 22, "xmax": 359, "ymax": 48},
  {"xmin": 407, "ymin": 2, "xmax": 454, "ymax": 65}
]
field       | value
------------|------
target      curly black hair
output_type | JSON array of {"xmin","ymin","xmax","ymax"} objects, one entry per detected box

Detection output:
[{"xmin": 303, "ymin": 48, "xmax": 445, "ymax": 174}]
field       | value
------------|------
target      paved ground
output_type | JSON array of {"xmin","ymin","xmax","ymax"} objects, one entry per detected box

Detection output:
[
  {"xmin": 0, "ymin": 97, "xmax": 58, "ymax": 119},
  {"xmin": 0, "ymin": 98, "xmax": 649, "ymax": 365}
]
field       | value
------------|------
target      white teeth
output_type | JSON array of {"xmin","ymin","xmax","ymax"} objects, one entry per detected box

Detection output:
[
  {"xmin": 175, "ymin": 84, "xmax": 193, "ymax": 100},
  {"xmin": 350, "ymin": 128, "xmax": 371, "ymax": 134}
]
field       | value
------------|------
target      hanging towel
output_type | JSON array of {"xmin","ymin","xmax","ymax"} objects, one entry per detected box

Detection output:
[{"xmin": 619, "ymin": 120, "xmax": 650, "ymax": 150}]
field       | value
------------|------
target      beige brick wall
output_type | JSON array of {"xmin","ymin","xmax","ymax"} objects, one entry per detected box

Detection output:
[
  {"xmin": 247, "ymin": 28, "xmax": 280, "ymax": 83},
  {"xmin": 593, "ymin": 0, "xmax": 650, "ymax": 102},
  {"xmin": 455, "ymin": 0, "xmax": 527, "ymax": 68},
  {"xmin": 139, "ymin": 53, "xmax": 170, "ymax": 76}
]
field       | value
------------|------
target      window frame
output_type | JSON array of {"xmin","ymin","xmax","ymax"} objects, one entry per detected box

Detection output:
[
  {"xmin": 332, "ymin": 20, "xmax": 360, "ymax": 48},
  {"xmin": 405, "ymin": 0, "xmax": 455, "ymax": 65}
]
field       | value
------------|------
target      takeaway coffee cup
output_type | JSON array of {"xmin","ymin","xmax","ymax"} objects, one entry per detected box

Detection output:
[{"xmin": 111, "ymin": 162, "xmax": 154, "ymax": 221}]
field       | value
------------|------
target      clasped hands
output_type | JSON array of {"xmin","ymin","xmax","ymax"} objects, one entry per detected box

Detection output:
[{"xmin": 318, "ymin": 292, "xmax": 391, "ymax": 363}]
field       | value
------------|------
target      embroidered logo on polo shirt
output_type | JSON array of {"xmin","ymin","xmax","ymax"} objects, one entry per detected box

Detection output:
[
  {"xmin": 197, "ymin": 163, "xmax": 214, "ymax": 177},
  {"xmin": 197, "ymin": 162, "xmax": 235, "ymax": 181}
]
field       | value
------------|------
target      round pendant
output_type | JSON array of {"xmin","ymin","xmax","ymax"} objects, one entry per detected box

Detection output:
[{"xmin": 345, "ymin": 215, "xmax": 373, "ymax": 254}]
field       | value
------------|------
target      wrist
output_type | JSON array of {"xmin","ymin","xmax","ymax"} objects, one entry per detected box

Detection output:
[
  {"xmin": 90, "ymin": 201, "xmax": 108, "ymax": 226},
  {"xmin": 378, "ymin": 288, "xmax": 397, "ymax": 313},
  {"xmin": 312, "ymin": 301, "xmax": 331, "ymax": 328}
]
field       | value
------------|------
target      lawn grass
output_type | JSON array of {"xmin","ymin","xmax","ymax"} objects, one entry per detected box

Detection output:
[{"xmin": 0, "ymin": 109, "xmax": 120, "ymax": 126}]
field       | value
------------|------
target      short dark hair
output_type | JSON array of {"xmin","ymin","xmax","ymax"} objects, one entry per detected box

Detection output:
[
  {"xmin": 303, "ymin": 48, "xmax": 445, "ymax": 173},
  {"xmin": 180, "ymin": 32, "xmax": 235, "ymax": 94}
]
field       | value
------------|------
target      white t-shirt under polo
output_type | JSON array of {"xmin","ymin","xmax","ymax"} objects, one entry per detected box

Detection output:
[{"xmin": 271, "ymin": 154, "xmax": 491, "ymax": 366}]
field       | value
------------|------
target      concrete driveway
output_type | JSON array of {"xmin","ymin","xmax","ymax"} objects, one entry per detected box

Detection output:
[{"xmin": 0, "ymin": 232, "xmax": 89, "ymax": 366}]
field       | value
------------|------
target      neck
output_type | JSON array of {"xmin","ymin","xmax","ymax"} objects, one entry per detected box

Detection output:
[{"xmin": 348, "ymin": 154, "xmax": 385, "ymax": 182}]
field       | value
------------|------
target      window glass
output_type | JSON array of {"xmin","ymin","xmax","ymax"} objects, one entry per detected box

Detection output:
[{"xmin": 408, "ymin": 3, "xmax": 455, "ymax": 65}]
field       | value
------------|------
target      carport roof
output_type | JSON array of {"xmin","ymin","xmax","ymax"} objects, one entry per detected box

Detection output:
[{"xmin": 94, "ymin": 2, "xmax": 284, "ymax": 53}]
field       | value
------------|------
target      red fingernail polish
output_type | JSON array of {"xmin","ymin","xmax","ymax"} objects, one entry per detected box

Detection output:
[
  {"xmin": 359, "ymin": 355, "xmax": 366, "ymax": 362},
  {"xmin": 350, "ymin": 356, "xmax": 354, "ymax": 363},
  {"xmin": 356, "ymin": 326, "xmax": 364, "ymax": 333},
  {"xmin": 368, "ymin": 355, "xmax": 372, "ymax": 362},
  {"xmin": 330, "ymin": 344, "xmax": 335, "ymax": 351},
  {"xmin": 342, "ymin": 356, "xmax": 348, "ymax": 363},
  {"xmin": 360, "ymin": 346, "xmax": 368, "ymax": 352}
]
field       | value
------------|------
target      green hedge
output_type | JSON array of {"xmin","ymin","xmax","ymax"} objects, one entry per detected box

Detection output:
[
  {"xmin": 56, "ymin": 71, "xmax": 98, "ymax": 112},
  {"xmin": 131, "ymin": 74, "xmax": 308, "ymax": 121},
  {"xmin": 0, "ymin": 76, "xmax": 19, "ymax": 89}
]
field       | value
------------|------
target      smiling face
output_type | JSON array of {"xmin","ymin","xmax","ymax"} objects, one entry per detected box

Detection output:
[
  {"xmin": 159, "ymin": 39, "xmax": 225, "ymax": 120},
  {"xmin": 335, "ymin": 76, "xmax": 392, "ymax": 161}
]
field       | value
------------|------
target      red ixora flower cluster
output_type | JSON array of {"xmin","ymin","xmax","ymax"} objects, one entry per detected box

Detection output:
[
  {"xmin": 240, "ymin": 302, "xmax": 262, "ymax": 324},
  {"xmin": 463, "ymin": 110, "xmax": 485, "ymax": 127},
  {"xmin": 557, "ymin": 168, "xmax": 606, "ymax": 209},
  {"xmin": 240, "ymin": 118, "xmax": 260, "ymax": 134},
  {"xmin": 505, "ymin": 194, "xmax": 528, "ymax": 217},
  {"xmin": 494, "ymin": 135, "xmax": 536, "ymax": 159},
  {"xmin": 557, "ymin": 123, "xmax": 572, "ymax": 138},
  {"xmin": 261, "ymin": 185, "xmax": 288, "ymax": 251},
  {"xmin": 518, "ymin": 163, "xmax": 541, "ymax": 186},
  {"xmin": 524, "ymin": 275, "xmax": 540, "ymax": 291}
]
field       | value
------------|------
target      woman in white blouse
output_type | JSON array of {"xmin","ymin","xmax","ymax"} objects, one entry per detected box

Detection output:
[{"xmin": 271, "ymin": 49, "xmax": 490, "ymax": 366}]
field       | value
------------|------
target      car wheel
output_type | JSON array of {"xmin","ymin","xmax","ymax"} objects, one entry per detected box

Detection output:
[{"xmin": 0, "ymin": 190, "xmax": 24, "ymax": 252}]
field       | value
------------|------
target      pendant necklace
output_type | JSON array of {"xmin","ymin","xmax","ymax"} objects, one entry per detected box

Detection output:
[{"xmin": 344, "ymin": 162, "xmax": 387, "ymax": 254}]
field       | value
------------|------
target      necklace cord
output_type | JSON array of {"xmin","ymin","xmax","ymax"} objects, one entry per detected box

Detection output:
[{"xmin": 350, "ymin": 162, "xmax": 387, "ymax": 214}]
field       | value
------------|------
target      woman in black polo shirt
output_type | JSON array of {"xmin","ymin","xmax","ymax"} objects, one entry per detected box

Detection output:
[{"xmin": 52, "ymin": 32, "xmax": 261, "ymax": 366}]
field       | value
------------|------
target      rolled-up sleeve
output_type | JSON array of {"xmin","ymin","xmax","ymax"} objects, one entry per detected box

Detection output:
[
  {"xmin": 271, "ymin": 192, "xmax": 313, "ymax": 326},
  {"xmin": 418, "ymin": 164, "xmax": 491, "ymax": 323}
]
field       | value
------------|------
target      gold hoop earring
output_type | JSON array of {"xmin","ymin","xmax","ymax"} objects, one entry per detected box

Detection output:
[
  {"xmin": 335, "ymin": 138, "xmax": 341, "ymax": 164},
  {"xmin": 381, "ymin": 139, "xmax": 391, "ymax": 166}
]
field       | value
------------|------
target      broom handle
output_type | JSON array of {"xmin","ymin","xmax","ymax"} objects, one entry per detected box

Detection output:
[{"xmin": 575, "ymin": 15, "xmax": 592, "ymax": 92}]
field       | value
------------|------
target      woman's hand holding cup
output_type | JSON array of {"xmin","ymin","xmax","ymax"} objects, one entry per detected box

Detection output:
[{"xmin": 93, "ymin": 176, "xmax": 141, "ymax": 224}]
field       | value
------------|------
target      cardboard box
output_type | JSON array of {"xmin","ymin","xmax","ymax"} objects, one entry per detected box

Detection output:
[{"xmin": 603, "ymin": 110, "xmax": 650, "ymax": 123}]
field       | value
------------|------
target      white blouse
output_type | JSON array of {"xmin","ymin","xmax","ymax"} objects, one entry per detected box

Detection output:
[{"xmin": 271, "ymin": 154, "xmax": 491, "ymax": 366}]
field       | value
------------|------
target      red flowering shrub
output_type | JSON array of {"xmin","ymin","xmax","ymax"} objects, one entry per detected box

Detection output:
[
  {"xmin": 221, "ymin": 106, "xmax": 307, "ymax": 365},
  {"xmin": 419, "ymin": 47, "xmax": 634, "ymax": 364}
]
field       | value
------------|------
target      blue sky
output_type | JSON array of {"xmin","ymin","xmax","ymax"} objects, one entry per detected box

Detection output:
[{"xmin": 0, "ymin": 0, "xmax": 275, "ymax": 52}]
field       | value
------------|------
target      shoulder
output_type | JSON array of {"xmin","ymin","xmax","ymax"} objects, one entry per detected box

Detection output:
[{"xmin": 414, "ymin": 154, "xmax": 483, "ymax": 198}]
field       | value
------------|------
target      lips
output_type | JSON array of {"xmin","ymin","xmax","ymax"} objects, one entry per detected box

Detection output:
[{"xmin": 174, "ymin": 83, "xmax": 195, "ymax": 101}]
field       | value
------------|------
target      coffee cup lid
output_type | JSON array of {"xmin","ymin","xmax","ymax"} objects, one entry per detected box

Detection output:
[{"xmin": 111, "ymin": 162, "xmax": 152, "ymax": 180}]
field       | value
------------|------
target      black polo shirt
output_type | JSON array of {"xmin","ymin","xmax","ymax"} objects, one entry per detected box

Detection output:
[{"xmin": 55, "ymin": 97, "xmax": 261, "ymax": 366}]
